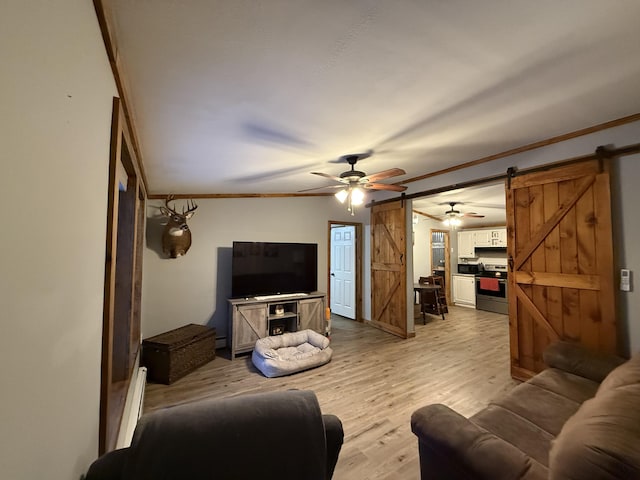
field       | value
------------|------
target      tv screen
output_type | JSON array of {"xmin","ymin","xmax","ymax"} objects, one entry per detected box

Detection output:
[{"xmin": 231, "ymin": 241, "xmax": 318, "ymax": 298}]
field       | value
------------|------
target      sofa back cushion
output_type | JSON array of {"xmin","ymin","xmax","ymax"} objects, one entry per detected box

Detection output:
[
  {"xmin": 124, "ymin": 390, "xmax": 329, "ymax": 480},
  {"xmin": 597, "ymin": 351, "xmax": 640, "ymax": 394},
  {"xmin": 549, "ymin": 353, "xmax": 640, "ymax": 480}
]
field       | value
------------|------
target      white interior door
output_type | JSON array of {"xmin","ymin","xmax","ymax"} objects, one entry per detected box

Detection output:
[{"xmin": 330, "ymin": 225, "xmax": 356, "ymax": 319}]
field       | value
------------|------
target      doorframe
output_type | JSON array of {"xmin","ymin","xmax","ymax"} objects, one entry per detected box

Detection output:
[
  {"xmin": 327, "ymin": 220, "xmax": 363, "ymax": 322},
  {"xmin": 101, "ymin": 97, "xmax": 146, "ymax": 454},
  {"xmin": 430, "ymin": 229, "xmax": 451, "ymax": 304}
]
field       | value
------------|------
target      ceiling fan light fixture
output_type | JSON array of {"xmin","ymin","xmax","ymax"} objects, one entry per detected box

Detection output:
[
  {"xmin": 351, "ymin": 187, "xmax": 365, "ymax": 206},
  {"xmin": 443, "ymin": 216, "xmax": 462, "ymax": 227},
  {"xmin": 335, "ymin": 189, "xmax": 349, "ymax": 203},
  {"xmin": 313, "ymin": 152, "xmax": 406, "ymax": 216}
]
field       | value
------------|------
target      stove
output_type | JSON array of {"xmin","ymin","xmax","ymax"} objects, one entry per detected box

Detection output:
[
  {"xmin": 475, "ymin": 264, "xmax": 508, "ymax": 314},
  {"xmin": 475, "ymin": 264, "xmax": 508, "ymax": 278}
]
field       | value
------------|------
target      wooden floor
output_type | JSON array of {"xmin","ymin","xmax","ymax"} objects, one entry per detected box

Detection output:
[{"xmin": 144, "ymin": 306, "xmax": 518, "ymax": 480}]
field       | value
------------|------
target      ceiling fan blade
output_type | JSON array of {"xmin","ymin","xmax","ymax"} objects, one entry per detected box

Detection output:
[
  {"xmin": 298, "ymin": 184, "xmax": 346, "ymax": 193},
  {"xmin": 364, "ymin": 183, "xmax": 407, "ymax": 192},
  {"xmin": 311, "ymin": 172, "xmax": 346, "ymax": 183},
  {"xmin": 462, "ymin": 213, "xmax": 485, "ymax": 218},
  {"xmin": 363, "ymin": 168, "xmax": 406, "ymax": 183}
]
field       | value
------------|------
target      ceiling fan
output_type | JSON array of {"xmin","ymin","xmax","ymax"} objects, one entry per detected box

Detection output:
[
  {"xmin": 301, "ymin": 152, "xmax": 407, "ymax": 192},
  {"xmin": 299, "ymin": 152, "xmax": 407, "ymax": 215},
  {"xmin": 437, "ymin": 202, "xmax": 485, "ymax": 226}
]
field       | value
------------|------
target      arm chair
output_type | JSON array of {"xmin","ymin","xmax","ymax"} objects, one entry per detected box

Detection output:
[{"xmin": 86, "ymin": 390, "xmax": 343, "ymax": 480}]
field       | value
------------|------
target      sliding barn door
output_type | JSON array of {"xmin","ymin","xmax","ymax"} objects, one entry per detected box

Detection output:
[
  {"xmin": 506, "ymin": 159, "xmax": 616, "ymax": 381},
  {"xmin": 371, "ymin": 200, "xmax": 407, "ymax": 337}
]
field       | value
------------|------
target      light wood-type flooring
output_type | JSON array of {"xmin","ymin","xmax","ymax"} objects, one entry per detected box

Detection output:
[{"xmin": 144, "ymin": 306, "xmax": 518, "ymax": 480}]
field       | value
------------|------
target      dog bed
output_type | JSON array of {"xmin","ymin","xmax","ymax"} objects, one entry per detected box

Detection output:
[{"xmin": 252, "ymin": 329, "xmax": 333, "ymax": 378}]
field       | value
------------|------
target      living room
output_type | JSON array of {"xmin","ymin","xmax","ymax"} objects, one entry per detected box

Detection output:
[{"xmin": 3, "ymin": 2, "xmax": 640, "ymax": 480}]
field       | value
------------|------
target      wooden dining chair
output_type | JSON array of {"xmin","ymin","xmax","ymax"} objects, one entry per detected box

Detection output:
[
  {"xmin": 417, "ymin": 276, "xmax": 446, "ymax": 322},
  {"xmin": 419, "ymin": 289, "xmax": 442, "ymax": 323},
  {"xmin": 431, "ymin": 276, "xmax": 448, "ymax": 314}
]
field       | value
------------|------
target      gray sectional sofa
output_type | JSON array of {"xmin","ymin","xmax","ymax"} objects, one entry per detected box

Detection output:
[{"xmin": 411, "ymin": 341, "xmax": 640, "ymax": 479}]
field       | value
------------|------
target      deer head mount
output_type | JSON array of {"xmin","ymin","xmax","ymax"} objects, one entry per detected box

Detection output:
[{"xmin": 160, "ymin": 195, "xmax": 198, "ymax": 258}]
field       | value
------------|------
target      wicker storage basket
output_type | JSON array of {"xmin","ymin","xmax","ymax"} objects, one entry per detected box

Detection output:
[{"xmin": 142, "ymin": 324, "xmax": 216, "ymax": 384}]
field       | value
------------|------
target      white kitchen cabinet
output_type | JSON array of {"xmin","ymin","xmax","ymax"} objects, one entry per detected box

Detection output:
[
  {"xmin": 474, "ymin": 230, "xmax": 491, "ymax": 247},
  {"xmin": 452, "ymin": 274, "xmax": 476, "ymax": 307},
  {"xmin": 491, "ymin": 228, "xmax": 507, "ymax": 247},
  {"xmin": 457, "ymin": 231, "xmax": 476, "ymax": 258},
  {"xmin": 473, "ymin": 228, "xmax": 508, "ymax": 248}
]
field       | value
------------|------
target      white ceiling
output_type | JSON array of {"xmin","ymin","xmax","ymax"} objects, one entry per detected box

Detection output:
[{"xmin": 106, "ymin": 1, "xmax": 640, "ymax": 196}]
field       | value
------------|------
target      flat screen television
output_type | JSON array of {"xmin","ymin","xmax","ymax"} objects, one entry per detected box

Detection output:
[{"xmin": 231, "ymin": 241, "xmax": 318, "ymax": 298}]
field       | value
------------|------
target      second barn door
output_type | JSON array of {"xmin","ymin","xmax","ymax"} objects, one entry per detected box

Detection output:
[{"xmin": 506, "ymin": 159, "xmax": 617, "ymax": 381}]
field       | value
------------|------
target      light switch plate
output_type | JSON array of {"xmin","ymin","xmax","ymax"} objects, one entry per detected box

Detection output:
[{"xmin": 620, "ymin": 269, "xmax": 631, "ymax": 292}]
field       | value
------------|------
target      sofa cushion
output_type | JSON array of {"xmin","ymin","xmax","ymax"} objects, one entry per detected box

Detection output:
[
  {"xmin": 528, "ymin": 368, "xmax": 600, "ymax": 404},
  {"xmin": 549, "ymin": 382, "xmax": 640, "ymax": 479},
  {"xmin": 470, "ymin": 371, "xmax": 596, "ymax": 468},
  {"xmin": 489, "ymin": 382, "xmax": 582, "ymax": 437},
  {"xmin": 471, "ymin": 405, "xmax": 553, "ymax": 467},
  {"xmin": 543, "ymin": 341, "xmax": 626, "ymax": 382}
]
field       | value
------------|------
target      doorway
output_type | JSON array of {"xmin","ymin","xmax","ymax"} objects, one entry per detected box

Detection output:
[
  {"xmin": 430, "ymin": 229, "xmax": 451, "ymax": 304},
  {"xmin": 328, "ymin": 221, "xmax": 363, "ymax": 321},
  {"xmin": 412, "ymin": 213, "xmax": 451, "ymax": 304}
]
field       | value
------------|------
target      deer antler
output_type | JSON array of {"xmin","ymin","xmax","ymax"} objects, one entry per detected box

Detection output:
[
  {"xmin": 164, "ymin": 195, "xmax": 179, "ymax": 215},
  {"xmin": 182, "ymin": 199, "xmax": 198, "ymax": 215},
  {"xmin": 164, "ymin": 195, "xmax": 197, "ymax": 216}
]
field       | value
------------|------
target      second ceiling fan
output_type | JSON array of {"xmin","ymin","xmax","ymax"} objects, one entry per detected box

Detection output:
[{"xmin": 437, "ymin": 202, "xmax": 484, "ymax": 226}]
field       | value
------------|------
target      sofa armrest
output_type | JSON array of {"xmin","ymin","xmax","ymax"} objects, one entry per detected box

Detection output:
[
  {"xmin": 322, "ymin": 414, "xmax": 344, "ymax": 480},
  {"xmin": 543, "ymin": 341, "xmax": 625, "ymax": 383},
  {"xmin": 85, "ymin": 447, "xmax": 128, "ymax": 480},
  {"xmin": 411, "ymin": 404, "xmax": 544, "ymax": 480}
]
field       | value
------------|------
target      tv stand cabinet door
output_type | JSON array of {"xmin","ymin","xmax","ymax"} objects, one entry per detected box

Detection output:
[
  {"xmin": 298, "ymin": 297, "xmax": 325, "ymax": 334},
  {"xmin": 231, "ymin": 303, "xmax": 267, "ymax": 359}
]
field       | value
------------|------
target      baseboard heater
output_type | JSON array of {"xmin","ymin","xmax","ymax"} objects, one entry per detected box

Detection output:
[{"xmin": 116, "ymin": 366, "xmax": 147, "ymax": 449}]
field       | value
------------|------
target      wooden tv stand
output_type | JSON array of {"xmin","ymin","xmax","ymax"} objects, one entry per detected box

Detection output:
[{"xmin": 227, "ymin": 292, "xmax": 326, "ymax": 360}]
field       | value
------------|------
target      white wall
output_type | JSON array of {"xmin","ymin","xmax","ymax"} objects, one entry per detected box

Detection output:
[
  {"xmin": 612, "ymin": 153, "xmax": 640, "ymax": 356},
  {"xmin": 142, "ymin": 196, "xmax": 368, "ymax": 341},
  {"xmin": 412, "ymin": 215, "xmax": 431, "ymax": 281},
  {"xmin": 412, "ymin": 214, "xmax": 446, "ymax": 281},
  {"xmin": 0, "ymin": 2, "xmax": 117, "ymax": 479}
]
